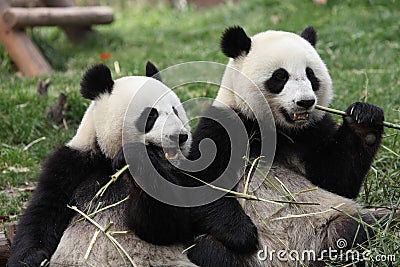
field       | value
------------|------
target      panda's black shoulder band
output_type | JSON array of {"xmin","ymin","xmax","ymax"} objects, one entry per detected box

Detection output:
[
  {"xmin": 80, "ymin": 64, "xmax": 114, "ymax": 100},
  {"xmin": 220, "ymin": 26, "xmax": 251, "ymax": 58}
]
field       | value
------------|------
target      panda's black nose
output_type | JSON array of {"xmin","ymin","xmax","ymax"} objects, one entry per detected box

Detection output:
[
  {"xmin": 179, "ymin": 133, "xmax": 188, "ymax": 145},
  {"xmin": 296, "ymin": 99, "xmax": 315, "ymax": 109}
]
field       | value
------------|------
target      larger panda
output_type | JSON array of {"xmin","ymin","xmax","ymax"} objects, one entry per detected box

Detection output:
[
  {"xmin": 215, "ymin": 25, "xmax": 384, "ymax": 199},
  {"xmin": 8, "ymin": 63, "xmax": 257, "ymax": 266},
  {"xmin": 182, "ymin": 26, "xmax": 388, "ymax": 266}
]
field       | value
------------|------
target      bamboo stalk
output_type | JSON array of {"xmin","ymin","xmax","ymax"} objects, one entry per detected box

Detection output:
[
  {"xmin": 182, "ymin": 172, "xmax": 320, "ymax": 206},
  {"xmin": 315, "ymin": 105, "xmax": 400, "ymax": 130}
]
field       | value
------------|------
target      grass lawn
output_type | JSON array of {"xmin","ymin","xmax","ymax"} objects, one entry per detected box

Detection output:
[{"xmin": 0, "ymin": 0, "xmax": 399, "ymax": 265}]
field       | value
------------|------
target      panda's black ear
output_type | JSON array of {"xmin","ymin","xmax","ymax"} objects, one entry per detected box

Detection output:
[
  {"xmin": 300, "ymin": 26, "xmax": 317, "ymax": 47},
  {"xmin": 145, "ymin": 61, "xmax": 162, "ymax": 82},
  {"xmin": 80, "ymin": 64, "xmax": 114, "ymax": 100},
  {"xmin": 220, "ymin": 26, "xmax": 252, "ymax": 58}
]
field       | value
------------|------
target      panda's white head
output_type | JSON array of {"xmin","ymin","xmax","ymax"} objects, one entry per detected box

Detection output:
[
  {"xmin": 215, "ymin": 26, "xmax": 333, "ymax": 131},
  {"xmin": 67, "ymin": 62, "xmax": 191, "ymax": 159}
]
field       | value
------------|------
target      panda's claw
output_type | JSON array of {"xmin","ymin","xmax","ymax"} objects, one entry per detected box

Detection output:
[
  {"xmin": 345, "ymin": 102, "xmax": 384, "ymax": 129},
  {"xmin": 350, "ymin": 106, "xmax": 355, "ymax": 116}
]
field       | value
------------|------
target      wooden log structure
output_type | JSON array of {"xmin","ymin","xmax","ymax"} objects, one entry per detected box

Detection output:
[
  {"xmin": 2, "ymin": 7, "xmax": 113, "ymax": 29},
  {"xmin": 0, "ymin": 222, "xmax": 17, "ymax": 265},
  {"xmin": 0, "ymin": 0, "xmax": 114, "ymax": 76},
  {"xmin": 0, "ymin": 231, "xmax": 10, "ymax": 266},
  {"xmin": 40, "ymin": 0, "xmax": 92, "ymax": 43},
  {"xmin": 0, "ymin": 1, "xmax": 53, "ymax": 76}
]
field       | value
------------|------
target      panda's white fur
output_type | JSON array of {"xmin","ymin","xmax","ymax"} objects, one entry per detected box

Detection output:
[
  {"xmin": 68, "ymin": 76, "xmax": 190, "ymax": 159},
  {"xmin": 215, "ymin": 30, "xmax": 332, "ymax": 130}
]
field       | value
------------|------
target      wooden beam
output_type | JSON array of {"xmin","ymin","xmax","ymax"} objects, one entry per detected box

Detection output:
[
  {"xmin": 41, "ymin": 0, "xmax": 92, "ymax": 42},
  {"xmin": 2, "ymin": 7, "xmax": 114, "ymax": 29},
  {"xmin": 4, "ymin": 222, "xmax": 16, "ymax": 244},
  {"xmin": 10, "ymin": 0, "xmax": 44, "ymax": 8},
  {"xmin": 0, "ymin": 232, "xmax": 10, "ymax": 266},
  {"xmin": 0, "ymin": 1, "xmax": 53, "ymax": 76}
]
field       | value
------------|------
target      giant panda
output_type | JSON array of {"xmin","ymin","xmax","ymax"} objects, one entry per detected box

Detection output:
[
  {"xmin": 8, "ymin": 62, "xmax": 258, "ymax": 267},
  {"xmin": 181, "ymin": 26, "xmax": 388, "ymax": 266},
  {"xmin": 7, "ymin": 62, "xmax": 191, "ymax": 266},
  {"xmin": 215, "ymin": 25, "xmax": 384, "ymax": 199}
]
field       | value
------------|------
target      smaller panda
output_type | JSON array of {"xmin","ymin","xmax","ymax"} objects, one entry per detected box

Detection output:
[{"xmin": 9, "ymin": 62, "xmax": 257, "ymax": 267}]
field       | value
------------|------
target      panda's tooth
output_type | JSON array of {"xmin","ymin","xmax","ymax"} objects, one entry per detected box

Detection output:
[
  {"xmin": 165, "ymin": 152, "xmax": 179, "ymax": 160},
  {"xmin": 293, "ymin": 112, "xmax": 309, "ymax": 121}
]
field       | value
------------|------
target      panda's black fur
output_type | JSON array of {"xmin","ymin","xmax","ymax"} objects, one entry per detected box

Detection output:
[
  {"xmin": 80, "ymin": 64, "xmax": 114, "ymax": 100},
  {"xmin": 8, "ymin": 147, "xmax": 112, "ymax": 266}
]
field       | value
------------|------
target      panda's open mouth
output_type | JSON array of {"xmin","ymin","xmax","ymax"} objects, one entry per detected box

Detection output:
[
  {"xmin": 293, "ymin": 112, "xmax": 309, "ymax": 121},
  {"xmin": 163, "ymin": 147, "xmax": 179, "ymax": 160},
  {"xmin": 148, "ymin": 143, "xmax": 184, "ymax": 161},
  {"xmin": 281, "ymin": 108, "xmax": 310, "ymax": 122}
]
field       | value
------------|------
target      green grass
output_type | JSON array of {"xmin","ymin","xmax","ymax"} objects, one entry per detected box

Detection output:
[{"xmin": 0, "ymin": 0, "xmax": 399, "ymax": 265}]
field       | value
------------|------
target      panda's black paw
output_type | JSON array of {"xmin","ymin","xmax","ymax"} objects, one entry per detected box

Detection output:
[
  {"xmin": 187, "ymin": 235, "xmax": 252, "ymax": 267},
  {"xmin": 214, "ymin": 217, "xmax": 259, "ymax": 254},
  {"xmin": 345, "ymin": 102, "xmax": 384, "ymax": 128},
  {"xmin": 344, "ymin": 102, "xmax": 384, "ymax": 146}
]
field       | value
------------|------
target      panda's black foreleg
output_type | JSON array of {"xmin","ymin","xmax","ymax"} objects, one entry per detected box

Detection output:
[
  {"xmin": 305, "ymin": 102, "xmax": 384, "ymax": 199},
  {"xmin": 187, "ymin": 234, "xmax": 254, "ymax": 267},
  {"xmin": 115, "ymin": 142, "xmax": 259, "ymax": 254},
  {"xmin": 180, "ymin": 108, "xmax": 260, "ymax": 255},
  {"xmin": 189, "ymin": 196, "xmax": 259, "ymax": 254},
  {"xmin": 113, "ymin": 143, "xmax": 193, "ymax": 245},
  {"xmin": 8, "ymin": 146, "xmax": 111, "ymax": 267}
]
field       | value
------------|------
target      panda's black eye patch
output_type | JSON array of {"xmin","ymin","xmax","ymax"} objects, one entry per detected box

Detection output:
[
  {"xmin": 172, "ymin": 106, "xmax": 179, "ymax": 117},
  {"xmin": 265, "ymin": 68, "xmax": 289, "ymax": 94},
  {"xmin": 136, "ymin": 107, "xmax": 159, "ymax": 133},
  {"xmin": 306, "ymin": 67, "xmax": 320, "ymax": 91}
]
